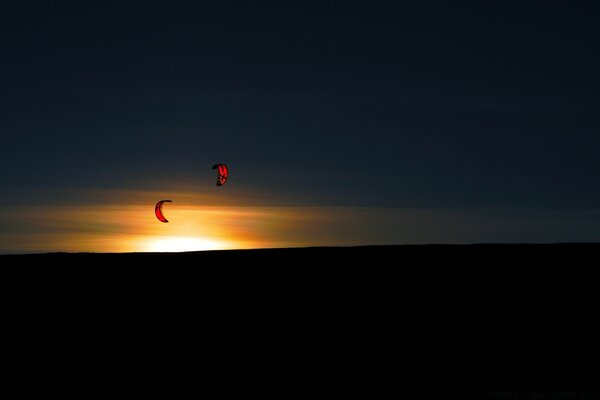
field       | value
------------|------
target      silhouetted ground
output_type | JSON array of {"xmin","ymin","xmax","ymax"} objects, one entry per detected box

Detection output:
[
  {"xmin": 3, "ymin": 244, "xmax": 598, "ymax": 393},
  {"xmin": 2, "ymin": 243, "xmax": 599, "ymax": 263}
]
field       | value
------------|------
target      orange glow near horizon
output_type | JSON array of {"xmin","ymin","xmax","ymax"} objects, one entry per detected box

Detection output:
[
  {"xmin": 141, "ymin": 237, "xmax": 227, "ymax": 252},
  {"xmin": 2, "ymin": 187, "xmax": 599, "ymax": 253},
  {"xmin": 0, "ymin": 196, "xmax": 316, "ymax": 253},
  {"xmin": 0, "ymin": 188, "xmax": 412, "ymax": 254}
]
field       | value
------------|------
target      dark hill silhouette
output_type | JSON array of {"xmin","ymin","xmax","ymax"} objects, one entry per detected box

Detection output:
[
  {"xmin": 2, "ymin": 244, "xmax": 597, "ymax": 393},
  {"xmin": 3, "ymin": 243, "xmax": 599, "ymax": 262}
]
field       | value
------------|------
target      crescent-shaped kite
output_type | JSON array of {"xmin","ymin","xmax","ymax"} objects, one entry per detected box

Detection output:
[
  {"xmin": 212, "ymin": 164, "xmax": 228, "ymax": 186},
  {"xmin": 155, "ymin": 200, "xmax": 172, "ymax": 223}
]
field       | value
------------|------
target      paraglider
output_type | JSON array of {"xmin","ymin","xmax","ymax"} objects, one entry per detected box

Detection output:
[
  {"xmin": 155, "ymin": 200, "xmax": 172, "ymax": 223},
  {"xmin": 153, "ymin": 164, "xmax": 228, "ymax": 223},
  {"xmin": 212, "ymin": 164, "xmax": 228, "ymax": 186}
]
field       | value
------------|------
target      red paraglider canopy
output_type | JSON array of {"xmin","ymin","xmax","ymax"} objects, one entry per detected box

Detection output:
[
  {"xmin": 212, "ymin": 164, "xmax": 228, "ymax": 186},
  {"xmin": 155, "ymin": 200, "xmax": 172, "ymax": 223}
]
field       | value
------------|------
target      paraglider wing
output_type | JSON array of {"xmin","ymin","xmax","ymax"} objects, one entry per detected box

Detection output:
[
  {"xmin": 212, "ymin": 164, "xmax": 228, "ymax": 186},
  {"xmin": 155, "ymin": 200, "xmax": 172, "ymax": 223}
]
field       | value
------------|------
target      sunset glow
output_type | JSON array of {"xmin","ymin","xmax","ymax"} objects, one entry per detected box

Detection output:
[
  {"xmin": 2, "ymin": 187, "xmax": 598, "ymax": 254},
  {"xmin": 0, "ymin": 189, "xmax": 392, "ymax": 253},
  {"xmin": 142, "ymin": 236, "xmax": 228, "ymax": 252}
]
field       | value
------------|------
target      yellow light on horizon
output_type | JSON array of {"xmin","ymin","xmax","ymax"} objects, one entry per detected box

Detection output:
[
  {"xmin": 0, "ymin": 196, "xmax": 341, "ymax": 253},
  {"xmin": 142, "ymin": 236, "xmax": 228, "ymax": 253}
]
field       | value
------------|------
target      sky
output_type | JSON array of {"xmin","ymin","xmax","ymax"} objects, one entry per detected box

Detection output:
[{"xmin": 1, "ymin": 1, "xmax": 599, "ymax": 252}]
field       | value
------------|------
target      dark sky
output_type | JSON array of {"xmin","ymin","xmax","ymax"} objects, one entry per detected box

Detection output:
[{"xmin": 1, "ymin": 1, "xmax": 599, "ymax": 251}]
